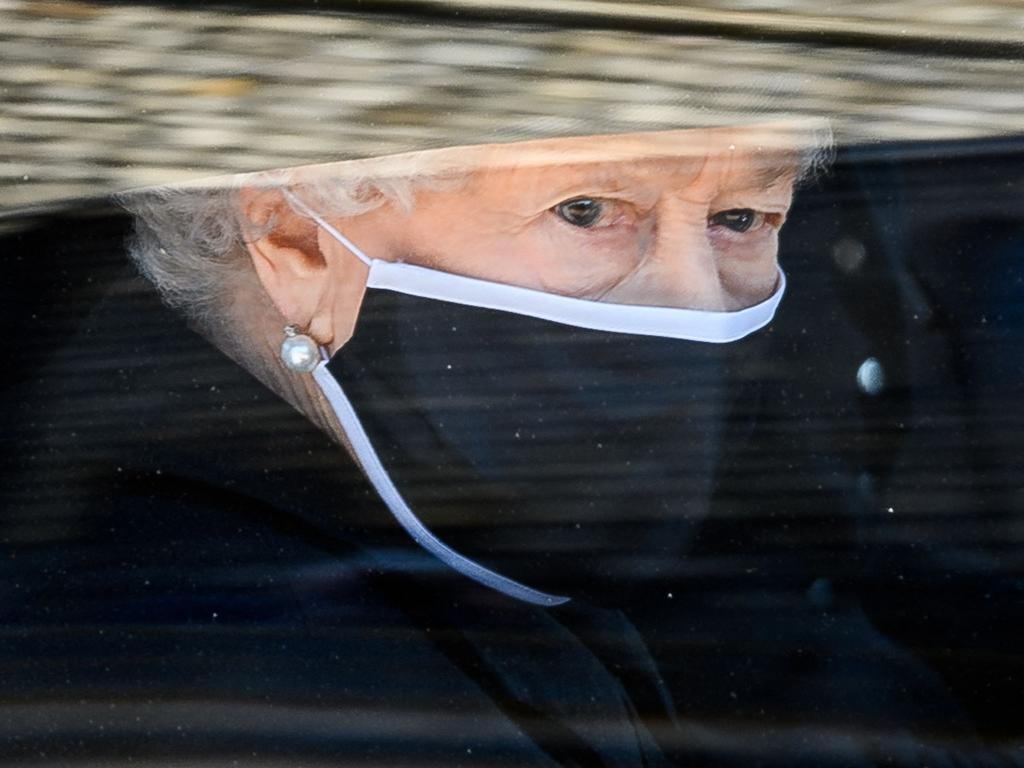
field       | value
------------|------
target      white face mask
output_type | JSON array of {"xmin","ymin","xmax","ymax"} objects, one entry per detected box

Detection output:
[{"xmin": 286, "ymin": 190, "xmax": 786, "ymax": 606}]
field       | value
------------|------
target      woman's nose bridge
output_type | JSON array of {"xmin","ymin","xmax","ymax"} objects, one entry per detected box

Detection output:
[{"xmin": 647, "ymin": 192, "xmax": 726, "ymax": 309}]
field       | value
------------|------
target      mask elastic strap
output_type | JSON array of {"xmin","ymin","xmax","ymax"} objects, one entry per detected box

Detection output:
[
  {"xmin": 313, "ymin": 362, "xmax": 571, "ymax": 608},
  {"xmin": 285, "ymin": 189, "xmax": 567, "ymax": 605},
  {"xmin": 282, "ymin": 188, "xmax": 373, "ymax": 267}
]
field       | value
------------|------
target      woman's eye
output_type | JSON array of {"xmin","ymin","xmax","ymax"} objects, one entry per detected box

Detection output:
[
  {"xmin": 555, "ymin": 197, "xmax": 604, "ymax": 228},
  {"xmin": 708, "ymin": 208, "xmax": 765, "ymax": 233}
]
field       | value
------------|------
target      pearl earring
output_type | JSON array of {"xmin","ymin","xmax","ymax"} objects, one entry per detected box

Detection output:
[{"xmin": 280, "ymin": 324, "xmax": 320, "ymax": 373}]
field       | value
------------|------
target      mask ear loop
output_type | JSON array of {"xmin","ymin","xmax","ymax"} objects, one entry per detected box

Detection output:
[
  {"xmin": 283, "ymin": 187, "xmax": 570, "ymax": 606},
  {"xmin": 281, "ymin": 188, "xmax": 373, "ymax": 267},
  {"xmin": 312, "ymin": 362, "xmax": 571, "ymax": 608}
]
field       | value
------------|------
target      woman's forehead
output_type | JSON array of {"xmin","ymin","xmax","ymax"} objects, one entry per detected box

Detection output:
[{"xmin": 178, "ymin": 121, "xmax": 825, "ymax": 193}]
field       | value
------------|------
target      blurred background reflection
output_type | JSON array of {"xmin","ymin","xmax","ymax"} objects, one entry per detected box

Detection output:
[{"xmin": 1, "ymin": 0, "xmax": 1023, "ymax": 210}]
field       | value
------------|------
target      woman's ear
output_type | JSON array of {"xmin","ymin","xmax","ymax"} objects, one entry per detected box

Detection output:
[{"xmin": 236, "ymin": 186, "xmax": 369, "ymax": 350}]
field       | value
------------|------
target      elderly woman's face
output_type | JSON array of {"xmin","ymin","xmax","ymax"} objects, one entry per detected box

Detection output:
[
  {"xmin": 389, "ymin": 138, "xmax": 797, "ymax": 311},
  {"xmin": 240, "ymin": 126, "xmax": 813, "ymax": 350}
]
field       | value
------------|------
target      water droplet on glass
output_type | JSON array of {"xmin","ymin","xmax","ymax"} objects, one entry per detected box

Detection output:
[
  {"xmin": 856, "ymin": 357, "xmax": 885, "ymax": 395},
  {"xmin": 831, "ymin": 237, "xmax": 867, "ymax": 273}
]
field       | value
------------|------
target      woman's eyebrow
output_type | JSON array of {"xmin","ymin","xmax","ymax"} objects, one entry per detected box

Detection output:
[
  {"xmin": 564, "ymin": 154, "xmax": 796, "ymax": 190},
  {"xmin": 747, "ymin": 158, "xmax": 800, "ymax": 190},
  {"xmin": 543, "ymin": 158, "xmax": 700, "ymax": 196},
  {"xmin": 554, "ymin": 163, "xmax": 647, "ymax": 190},
  {"xmin": 530, "ymin": 165, "xmax": 647, "ymax": 205}
]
